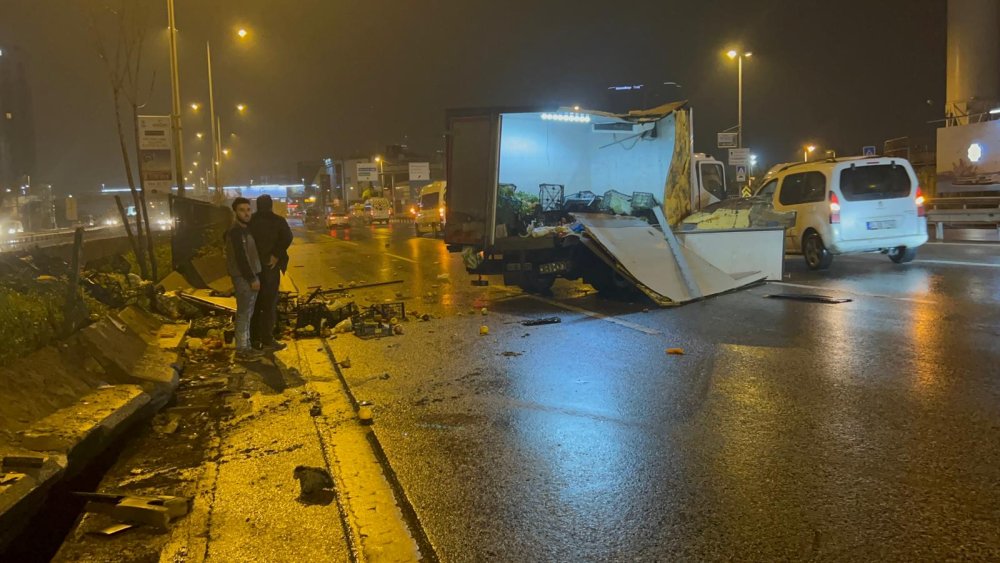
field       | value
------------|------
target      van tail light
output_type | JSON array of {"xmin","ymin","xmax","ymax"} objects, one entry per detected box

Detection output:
[
  {"xmin": 829, "ymin": 192, "xmax": 841, "ymax": 224},
  {"xmin": 915, "ymin": 187, "xmax": 926, "ymax": 217}
]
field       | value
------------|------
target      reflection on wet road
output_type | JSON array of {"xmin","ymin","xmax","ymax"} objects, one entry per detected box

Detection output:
[{"xmin": 290, "ymin": 222, "xmax": 1000, "ymax": 561}]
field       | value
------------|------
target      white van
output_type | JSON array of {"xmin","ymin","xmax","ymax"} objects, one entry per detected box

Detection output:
[
  {"xmin": 755, "ymin": 157, "xmax": 928, "ymax": 270},
  {"xmin": 365, "ymin": 197, "xmax": 392, "ymax": 225},
  {"xmin": 415, "ymin": 181, "xmax": 446, "ymax": 235}
]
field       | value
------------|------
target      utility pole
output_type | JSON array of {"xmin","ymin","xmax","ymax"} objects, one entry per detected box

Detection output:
[
  {"xmin": 167, "ymin": 0, "xmax": 186, "ymax": 197},
  {"xmin": 207, "ymin": 42, "xmax": 223, "ymax": 197}
]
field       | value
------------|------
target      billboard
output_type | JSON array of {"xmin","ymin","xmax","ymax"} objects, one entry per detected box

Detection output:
[
  {"xmin": 937, "ymin": 120, "xmax": 1000, "ymax": 194},
  {"xmin": 138, "ymin": 115, "xmax": 174, "ymax": 192},
  {"xmin": 409, "ymin": 162, "xmax": 430, "ymax": 181}
]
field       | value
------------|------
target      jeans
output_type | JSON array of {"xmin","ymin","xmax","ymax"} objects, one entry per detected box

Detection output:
[
  {"xmin": 232, "ymin": 275, "xmax": 259, "ymax": 351},
  {"xmin": 251, "ymin": 266, "xmax": 281, "ymax": 346}
]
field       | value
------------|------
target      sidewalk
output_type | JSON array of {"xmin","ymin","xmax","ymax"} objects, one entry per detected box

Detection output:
[{"xmin": 53, "ymin": 339, "xmax": 428, "ymax": 562}]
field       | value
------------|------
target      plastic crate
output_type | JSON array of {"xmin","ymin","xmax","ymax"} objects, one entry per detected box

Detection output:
[
  {"xmin": 351, "ymin": 302, "xmax": 405, "ymax": 339},
  {"xmin": 631, "ymin": 192, "xmax": 657, "ymax": 210}
]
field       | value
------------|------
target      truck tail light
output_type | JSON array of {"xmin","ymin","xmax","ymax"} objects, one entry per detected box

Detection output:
[
  {"xmin": 829, "ymin": 192, "xmax": 841, "ymax": 224},
  {"xmin": 915, "ymin": 187, "xmax": 925, "ymax": 217}
]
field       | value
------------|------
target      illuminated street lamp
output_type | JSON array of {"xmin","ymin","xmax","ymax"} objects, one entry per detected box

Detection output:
[
  {"xmin": 236, "ymin": 103, "xmax": 247, "ymax": 113},
  {"xmin": 804, "ymin": 145, "xmax": 817, "ymax": 162},
  {"xmin": 237, "ymin": 28, "xmax": 248, "ymax": 39},
  {"xmin": 725, "ymin": 48, "xmax": 752, "ymax": 148}
]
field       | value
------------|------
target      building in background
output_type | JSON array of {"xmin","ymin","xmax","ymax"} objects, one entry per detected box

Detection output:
[{"xmin": 0, "ymin": 44, "xmax": 36, "ymax": 197}]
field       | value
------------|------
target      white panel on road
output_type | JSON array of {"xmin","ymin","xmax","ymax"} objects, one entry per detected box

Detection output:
[
  {"xmin": 574, "ymin": 213, "xmax": 765, "ymax": 304},
  {"xmin": 678, "ymin": 228, "xmax": 785, "ymax": 281}
]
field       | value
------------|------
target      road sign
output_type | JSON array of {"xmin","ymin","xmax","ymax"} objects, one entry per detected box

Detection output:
[
  {"xmin": 728, "ymin": 148, "xmax": 750, "ymax": 166},
  {"xmin": 741, "ymin": 186, "xmax": 752, "ymax": 198},
  {"xmin": 138, "ymin": 115, "xmax": 173, "ymax": 192},
  {"xmin": 65, "ymin": 197, "xmax": 77, "ymax": 221},
  {"xmin": 862, "ymin": 145, "xmax": 877, "ymax": 157},
  {"xmin": 408, "ymin": 162, "xmax": 430, "ymax": 181},
  {"xmin": 717, "ymin": 132, "xmax": 738, "ymax": 149},
  {"xmin": 356, "ymin": 162, "xmax": 379, "ymax": 182},
  {"xmin": 735, "ymin": 165, "xmax": 747, "ymax": 183}
]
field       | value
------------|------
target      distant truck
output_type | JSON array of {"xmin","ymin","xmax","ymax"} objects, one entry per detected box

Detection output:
[
  {"xmin": 415, "ymin": 181, "xmax": 446, "ymax": 235},
  {"xmin": 443, "ymin": 103, "xmax": 729, "ymax": 294}
]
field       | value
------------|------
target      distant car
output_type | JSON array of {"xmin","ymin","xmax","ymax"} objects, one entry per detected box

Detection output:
[
  {"xmin": 755, "ymin": 156, "xmax": 928, "ymax": 270},
  {"xmin": 327, "ymin": 212, "xmax": 350, "ymax": 229}
]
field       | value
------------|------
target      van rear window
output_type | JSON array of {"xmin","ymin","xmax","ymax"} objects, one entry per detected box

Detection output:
[
  {"xmin": 839, "ymin": 164, "xmax": 911, "ymax": 201},
  {"xmin": 421, "ymin": 193, "xmax": 440, "ymax": 207}
]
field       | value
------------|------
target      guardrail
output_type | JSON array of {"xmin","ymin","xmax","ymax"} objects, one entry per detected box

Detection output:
[
  {"xmin": 926, "ymin": 197, "xmax": 1000, "ymax": 239},
  {"xmin": 0, "ymin": 226, "xmax": 123, "ymax": 253}
]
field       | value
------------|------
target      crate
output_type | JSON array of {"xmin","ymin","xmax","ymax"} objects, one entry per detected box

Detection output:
[
  {"xmin": 631, "ymin": 192, "xmax": 657, "ymax": 210},
  {"xmin": 351, "ymin": 302, "xmax": 405, "ymax": 339}
]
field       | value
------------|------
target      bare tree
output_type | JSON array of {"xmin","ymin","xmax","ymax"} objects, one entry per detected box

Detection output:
[{"xmin": 87, "ymin": 1, "xmax": 157, "ymax": 280}]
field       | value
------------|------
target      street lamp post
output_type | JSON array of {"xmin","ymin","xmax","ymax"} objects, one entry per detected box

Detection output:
[
  {"xmin": 167, "ymin": 0, "xmax": 186, "ymax": 197},
  {"xmin": 803, "ymin": 145, "xmax": 816, "ymax": 162},
  {"xmin": 726, "ymin": 49, "xmax": 752, "ymax": 148}
]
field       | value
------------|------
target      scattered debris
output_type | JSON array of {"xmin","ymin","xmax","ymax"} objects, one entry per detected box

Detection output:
[
  {"xmin": 152, "ymin": 413, "xmax": 182, "ymax": 434},
  {"xmin": 767, "ymin": 293, "xmax": 852, "ymax": 304},
  {"xmin": 502, "ymin": 351, "xmax": 522, "ymax": 357},
  {"xmin": 357, "ymin": 401, "xmax": 374, "ymax": 425},
  {"xmin": 665, "ymin": 348, "xmax": 685, "ymax": 355},
  {"xmin": 393, "ymin": 324, "xmax": 404, "ymax": 335},
  {"xmin": 309, "ymin": 404, "xmax": 322, "ymax": 417},
  {"xmin": 89, "ymin": 523, "xmax": 134, "ymax": 537},
  {"xmin": 293, "ymin": 465, "xmax": 334, "ymax": 497},
  {"xmin": 338, "ymin": 358, "xmax": 351, "ymax": 369},
  {"xmin": 76, "ymin": 492, "xmax": 191, "ymax": 531},
  {"xmin": 421, "ymin": 314, "xmax": 431, "ymax": 322},
  {"xmin": 521, "ymin": 317, "xmax": 561, "ymax": 326},
  {"xmin": 481, "ymin": 307, "xmax": 489, "ymax": 316},
  {"xmin": 479, "ymin": 325, "xmax": 490, "ymax": 336}
]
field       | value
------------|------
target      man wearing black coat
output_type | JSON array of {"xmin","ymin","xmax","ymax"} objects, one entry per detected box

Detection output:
[{"xmin": 249, "ymin": 194, "xmax": 293, "ymax": 351}]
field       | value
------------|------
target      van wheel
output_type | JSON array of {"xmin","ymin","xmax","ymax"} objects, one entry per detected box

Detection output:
[
  {"xmin": 888, "ymin": 246, "xmax": 917, "ymax": 264},
  {"xmin": 803, "ymin": 231, "xmax": 833, "ymax": 270}
]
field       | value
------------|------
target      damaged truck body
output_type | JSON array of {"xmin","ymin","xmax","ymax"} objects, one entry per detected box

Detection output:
[{"xmin": 443, "ymin": 102, "xmax": 786, "ymax": 305}]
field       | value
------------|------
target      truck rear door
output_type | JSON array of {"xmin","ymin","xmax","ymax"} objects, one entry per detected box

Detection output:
[{"xmin": 444, "ymin": 111, "xmax": 501, "ymax": 248}]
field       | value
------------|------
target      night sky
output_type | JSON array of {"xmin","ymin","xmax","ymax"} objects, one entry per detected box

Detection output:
[{"xmin": 1, "ymin": 0, "xmax": 945, "ymax": 194}]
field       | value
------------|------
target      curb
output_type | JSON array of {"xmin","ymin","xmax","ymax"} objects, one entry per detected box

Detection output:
[{"xmin": 0, "ymin": 307, "xmax": 186, "ymax": 551}]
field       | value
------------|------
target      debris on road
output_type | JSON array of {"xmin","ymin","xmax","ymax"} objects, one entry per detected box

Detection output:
[
  {"xmin": 665, "ymin": 348, "xmax": 685, "ymax": 355},
  {"xmin": 75, "ymin": 492, "xmax": 191, "ymax": 531},
  {"xmin": 480, "ymin": 325, "xmax": 490, "ymax": 335},
  {"xmin": 293, "ymin": 465, "xmax": 334, "ymax": 497},
  {"xmin": 89, "ymin": 523, "xmax": 134, "ymax": 537},
  {"xmin": 357, "ymin": 401, "xmax": 374, "ymax": 425},
  {"xmin": 502, "ymin": 351, "xmax": 522, "ymax": 357},
  {"xmin": 338, "ymin": 357, "xmax": 352, "ymax": 369},
  {"xmin": 521, "ymin": 317, "xmax": 561, "ymax": 326},
  {"xmin": 766, "ymin": 293, "xmax": 852, "ymax": 304}
]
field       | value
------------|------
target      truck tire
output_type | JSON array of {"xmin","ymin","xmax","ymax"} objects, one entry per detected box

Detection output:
[
  {"xmin": 888, "ymin": 246, "xmax": 917, "ymax": 264},
  {"xmin": 518, "ymin": 274, "xmax": 555, "ymax": 294},
  {"xmin": 803, "ymin": 231, "xmax": 833, "ymax": 270}
]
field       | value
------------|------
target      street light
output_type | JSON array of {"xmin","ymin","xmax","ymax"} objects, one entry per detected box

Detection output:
[
  {"xmin": 725, "ymin": 48, "xmax": 752, "ymax": 148},
  {"xmin": 237, "ymin": 28, "xmax": 248, "ymax": 39},
  {"xmin": 195, "ymin": 132, "xmax": 203, "ymax": 140},
  {"xmin": 804, "ymin": 145, "xmax": 816, "ymax": 162},
  {"xmin": 236, "ymin": 103, "xmax": 247, "ymax": 113}
]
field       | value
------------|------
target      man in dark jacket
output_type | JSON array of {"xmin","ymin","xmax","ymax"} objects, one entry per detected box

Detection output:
[
  {"xmin": 249, "ymin": 194, "xmax": 293, "ymax": 351},
  {"xmin": 226, "ymin": 197, "xmax": 263, "ymax": 360}
]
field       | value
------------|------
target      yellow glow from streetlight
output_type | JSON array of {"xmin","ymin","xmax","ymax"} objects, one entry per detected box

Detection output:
[
  {"xmin": 190, "ymin": 102, "xmax": 201, "ymax": 111},
  {"xmin": 193, "ymin": 161, "xmax": 199, "ymax": 167},
  {"xmin": 236, "ymin": 103, "xmax": 246, "ymax": 113},
  {"xmin": 222, "ymin": 148, "xmax": 231, "ymax": 156},
  {"xmin": 726, "ymin": 49, "xmax": 738, "ymax": 59},
  {"xmin": 374, "ymin": 156, "xmax": 382, "ymax": 162},
  {"xmin": 807, "ymin": 145, "xmax": 816, "ymax": 153},
  {"xmin": 744, "ymin": 51, "xmax": 753, "ymax": 58},
  {"xmin": 196, "ymin": 132, "xmax": 203, "ymax": 139},
  {"xmin": 237, "ymin": 28, "xmax": 248, "ymax": 39}
]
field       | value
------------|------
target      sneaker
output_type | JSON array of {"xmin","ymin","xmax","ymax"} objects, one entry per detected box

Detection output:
[
  {"xmin": 262, "ymin": 341, "xmax": 287, "ymax": 352},
  {"xmin": 235, "ymin": 348, "xmax": 264, "ymax": 361}
]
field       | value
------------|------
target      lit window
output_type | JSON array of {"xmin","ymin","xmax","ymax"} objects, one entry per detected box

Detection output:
[{"xmin": 4, "ymin": 113, "xmax": 11, "ymax": 120}]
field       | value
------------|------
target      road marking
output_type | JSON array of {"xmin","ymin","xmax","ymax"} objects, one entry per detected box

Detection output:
[
  {"xmin": 516, "ymin": 294, "xmax": 661, "ymax": 336},
  {"xmin": 327, "ymin": 237, "xmax": 359, "ymax": 246},
  {"xmin": 768, "ymin": 281, "xmax": 937, "ymax": 304},
  {"xmin": 386, "ymin": 252, "xmax": 417, "ymax": 263},
  {"xmin": 915, "ymin": 259, "xmax": 1000, "ymax": 268},
  {"xmin": 927, "ymin": 241, "xmax": 1000, "ymax": 248}
]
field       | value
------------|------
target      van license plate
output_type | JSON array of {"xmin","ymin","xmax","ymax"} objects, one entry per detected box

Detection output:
[{"xmin": 867, "ymin": 220, "xmax": 896, "ymax": 230}]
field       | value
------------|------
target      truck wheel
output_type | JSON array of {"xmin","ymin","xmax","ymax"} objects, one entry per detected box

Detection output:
[
  {"xmin": 888, "ymin": 246, "xmax": 917, "ymax": 264},
  {"xmin": 518, "ymin": 274, "xmax": 555, "ymax": 294},
  {"xmin": 803, "ymin": 231, "xmax": 833, "ymax": 270}
]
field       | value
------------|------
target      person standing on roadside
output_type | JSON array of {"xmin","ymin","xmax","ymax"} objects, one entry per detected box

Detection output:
[
  {"xmin": 249, "ymin": 194, "xmax": 293, "ymax": 351},
  {"xmin": 226, "ymin": 197, "xmax": 263, "ymax": 360}
]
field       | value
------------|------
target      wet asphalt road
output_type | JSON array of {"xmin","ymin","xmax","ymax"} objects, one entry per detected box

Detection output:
[{"xmin": 289, "ymin": 221, "xmax": 1000, "ymax": 561}]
